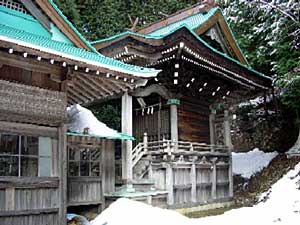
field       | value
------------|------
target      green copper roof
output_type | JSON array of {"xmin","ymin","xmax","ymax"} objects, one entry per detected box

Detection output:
[
  {"xmin": 0, "ymin": 5, "xmax": 159, "ymax": 77},
  {"xmin": 0, "ymin": 5, "xmax": 51, "ymax": 39},
  {"xmin": 67, "ymin": 132, "xmax": 135, "ymax": 141},
  {"xmin": 148, "ymin": 7, "xmax": 219, "ymax": 36},
  {"xmin": 48, "ymin": 0, "xmax": 98, "ymax": 53},
  {"xmin": 91, "ymin": 7, "xmax": 270, "ymax": 81}
]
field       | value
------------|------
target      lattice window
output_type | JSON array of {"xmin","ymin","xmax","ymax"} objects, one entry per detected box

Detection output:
[
  {"xmin": 68, "ymin": 147, "xmax": 101, "ymax": 177},
  {"xmin": 0, "ymin": 133, "xmax": 53, "ymax": 177},
  {"xmin": 0, "ymin": 0, "xmax": 29, "ymax": 14}
]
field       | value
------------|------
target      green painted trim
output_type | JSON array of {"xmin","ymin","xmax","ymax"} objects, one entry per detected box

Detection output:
[
  {"xmin": 0, "ymin": 5, "xmax": 35, "ymax": 22},
  {"xmin": 67, "ymin": 132, "xmax": 135, "ymax": 140},
  {"xmin": 219, "ymin": 10, "xmax": 250, "ymax": 66},
  {"xmin": 48, "ymin": 0, "xmax": 98, "ymax": 53},
  {"xmin": 167, "ymin": 99, "xmax": 181, "ymax": 105},
  {"xmin": 0, "ymin": 5, "xmax": 50, "ymax": 38}
]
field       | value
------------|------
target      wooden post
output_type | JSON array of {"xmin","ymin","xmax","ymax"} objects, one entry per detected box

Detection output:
[
  {"xmin": 190, "ymin": 161, "xmax": 197, "ymax": 203},
  {"xmin": 209, "ymin": 108, "xmax": 216, "ymax": 147},
  {"xmin": 223, "ymin": 110, "xmax": 233, "ymax": 150},
  {"xmin": 170, "ymin": 104, "xmax": 178, "ymax": 142},
  {"xmin": 101, "ymin": 139, "xmax": 116, "ymax": 210},
  {"xmin": 211, "ymin": 158, "xmax": 217, "ymax": 200},
  {"xmin": 121, "ymin": 92, "xmax": 133, "ymax": 186},
  {"xmin": 166, "ymin": 164, "xmax": 174, "ymax": 205},
  {"xmin": 143, "ymin": 132, "xmax": 148, "ymax": 152},
  {"xmin": 5, "ymin": 187, "xmax": 15, "ymax": 210},
  {"xmin": 224, "ymin": 110, "xmax": 233, "ymax": 198},
  {"xmin": 58, "ymin": 125, "xmax": 67, "ymax": 225}
]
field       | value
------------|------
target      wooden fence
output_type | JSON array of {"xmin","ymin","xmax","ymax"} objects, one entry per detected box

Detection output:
[
  {"xmin": 133, "ymin": 139, "xmax": 233, "ymax": 207},
  {"xmin": 0, "ymin": 177, "xmax": 60, "ymax": 225}
]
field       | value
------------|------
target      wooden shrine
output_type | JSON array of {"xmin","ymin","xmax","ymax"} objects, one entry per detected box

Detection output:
[
  {"xmin": 0, "ymin": 0, "xmax": 158, "ymax": 224},
  {"xmin": 92, "ymin": 2, "xmax": 272, "ymax": 208}
]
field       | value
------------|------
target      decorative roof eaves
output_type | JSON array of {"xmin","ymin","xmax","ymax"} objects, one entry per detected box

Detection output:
[
  {"xmin": 0, "ymin": 29, "xmax": 160, "ymax": 78},
  {"xmin": 185, "ymin": 26, "xmax": 272, "ymax": 82},
  {"xmin": 93, "ymin": 24, "xmax": 271, "ymax": 84}
]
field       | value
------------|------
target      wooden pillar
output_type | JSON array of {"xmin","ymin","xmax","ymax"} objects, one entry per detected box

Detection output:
[
  {"xmin": 166, "ymin": 164, "xmax": 174, "ymax": 205},
  {"xmin": 170, "ymin": 104, "xmax": 178, "ymax": 142},
  {"xmin": 121, "ymin": 92, "xmax": 133, "ymax": 185},
  {"xmin": 224, "ymin": 110, "xmax": 233, "ymax": 198},
  {"xmin": 101, "ymin": 140, "xmax": 115, "ymax": 193},
  {"xmin": 190, "ymin": 161, "xmax": 197, "ymax": 203},
  {"xmin": 58, "ymin": 125, "xmax": 67, "ymax": 225},
  {"xmin": 223, "ymin": 110, "xmax": 233, "ymax": 150},
  {"xmin": 211, "ymin": 157, "xmax": 217, "ymax": 200},
  {"xmin": 209, "ymin": 108, "xmax": 216, "ymax": 146}
]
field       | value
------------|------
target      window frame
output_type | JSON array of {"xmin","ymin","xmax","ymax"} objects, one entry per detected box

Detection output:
[
  {"xmin": 68, "ymin": 146, "xmax": 101, "ymax": 177},
  {"xmin": 0, "ymin": 124, "xmax": 58, "ymax": 178}
]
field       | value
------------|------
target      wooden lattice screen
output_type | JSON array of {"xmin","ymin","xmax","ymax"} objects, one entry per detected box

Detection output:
[{"xmin": 0, "ymin": 0, "xmax": 28, "ymax": 14}]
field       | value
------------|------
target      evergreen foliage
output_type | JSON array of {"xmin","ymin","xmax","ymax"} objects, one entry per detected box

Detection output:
[{"xmin": 54, "ymin": 0, "xmax": 198, "ymax": 41}]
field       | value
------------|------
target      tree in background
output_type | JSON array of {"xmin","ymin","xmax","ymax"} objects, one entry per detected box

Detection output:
[
  {"xmin": 54, "ymin": 0, "xmax": 199, "ymax": 41},
  {"xmin": 224, "ymin": 0, "xmax": 300, "ymax": 152}
]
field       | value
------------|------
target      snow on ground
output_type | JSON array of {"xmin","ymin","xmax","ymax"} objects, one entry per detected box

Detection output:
[
  {"xmin": 232, "ymin": 148, "xmax": 278, "ymax": 178},
  {"xmin": 92, "ymin": 162, "xmax": 300, "ymax": 225},
  {"xmin": 67, "ymin": 104, "xmax": 121, "ymax": 138}
]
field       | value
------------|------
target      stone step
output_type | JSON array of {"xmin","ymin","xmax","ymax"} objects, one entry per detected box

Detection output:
[
  {"xmin": 132, "ymin": 179, "xmax": 155, "ymax": 191},
  {"xmin": 105, "ymin": 188, "xmax": 168, "ymax": 208}
]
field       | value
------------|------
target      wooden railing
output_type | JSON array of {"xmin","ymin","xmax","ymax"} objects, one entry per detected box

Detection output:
[{"xmin": 132, "ymin": 133, "xmax": 229, "ymax": 168}]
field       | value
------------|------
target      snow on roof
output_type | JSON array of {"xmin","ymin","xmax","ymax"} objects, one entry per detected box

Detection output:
[
  {"xmin": 232, "ymin": 148, "xmax": 278, "ymax": 179},
  {"xmin": 91, "ymin": 162, "xmax": 300, "ymax": 225},
  {"xmin": 67, "ymin": 104, "xmax": 121, "ymax": 139}
]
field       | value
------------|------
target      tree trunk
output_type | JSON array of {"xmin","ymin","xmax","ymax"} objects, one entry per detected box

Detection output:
[{"xmin": 287, "ymin": 124, "xmax": 300, "ymax": 156}]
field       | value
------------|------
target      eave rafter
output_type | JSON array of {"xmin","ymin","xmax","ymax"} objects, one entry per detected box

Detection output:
[{"xmin": 0, "ymin": 45, "xmax": 139, "ymax": 106}]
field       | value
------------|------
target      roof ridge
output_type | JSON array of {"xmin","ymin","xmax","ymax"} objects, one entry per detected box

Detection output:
[{"xmin": 137, "ymin": 2, "xmax": 205, "ymax": 34}]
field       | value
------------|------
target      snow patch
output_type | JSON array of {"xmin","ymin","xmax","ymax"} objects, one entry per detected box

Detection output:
[
  {"xmin": 67, "ymin": 104, "xmax": 121, "ymax": 138},
  {"xmin": 91, "ymin": 162, "xmax": 300, "ymax": 225},
  {"xmin": 232, "ymin": 148, "xmax": 278, "ymax": 178},
  {"xmin": 91, "ymin": 198, "xmax": 189, "ymax": 225}
]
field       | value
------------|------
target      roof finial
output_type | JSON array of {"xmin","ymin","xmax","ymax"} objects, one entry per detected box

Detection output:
[{"xmin": 201, "ymin": 0, "xmax": 217, "ymax": 12}]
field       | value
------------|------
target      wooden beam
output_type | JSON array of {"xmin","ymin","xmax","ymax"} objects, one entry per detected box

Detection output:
[
  {"xmin": 132, "ymin": 84, "xmax": 172, "ymax": 99},
  {"xmin": 75, "ymin": 76, "xmax": 106, "ymax": 98},
  {"xmin": 35, "ymin": 0, "xmax": 90, "ymax": 50},
  {"xmin": 0, "ymin": 51, "xmax": 62, "ymax": 76},
  {"xmin": 109, "ymin": 80, "xmax": 127, "ymax": 92},
  {"xmin": 67, "ymin": 93, "xmax": 78, "ymax": 105},
  {"xmin": 0, "ymin": 208, "xmax": 59, "ymax": 217},
  {"xmin": 94, "ymin": 77, "xmax": 121, "ymax": 94},
  {"xmin": 20, "ymin": 0, "xmax": 51, "ymax": 31},
  {"xmin": 67, "ymin": 86, "xmax": 90, "ymax": 104},
  {"xmin": 0, "ymin": 121, "xmax": 58, "ymax": 138},
  {"xmin": 73, "ymin": 79, "xmax": 100, "ymax": 100},
  {"xmin": 82, "ymin": 74, "xmax": 113, "ymax": 96},
  {"xmin": 0, "ymin": 177, "xmax": 59, "ymax": 189},
  {"xmin": 70, "ymin": 83, "xmax": 94, "ymax": 102},
  {"xmin": 126, "ymin": 46, "xmax": 163, "ymax": 60}
]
